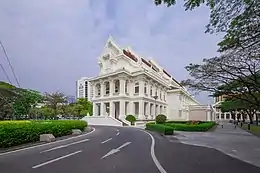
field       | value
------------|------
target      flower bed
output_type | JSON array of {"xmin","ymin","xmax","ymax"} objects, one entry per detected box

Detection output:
[{"xmin": 0, "ymin": 120, "xmax": 87, "ymax": 148}]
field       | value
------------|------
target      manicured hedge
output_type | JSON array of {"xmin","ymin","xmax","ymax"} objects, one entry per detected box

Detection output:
[
  {"xmin": 165, "ymin": 122, "xmax": 215, "ymax": 132},
  {"xmin": 0, "ymin": 120, "xmax": 87, "ymax": 148},
  {"xmin": 146, "ymin": 123, "xmax": 174, "ymax": 135}
]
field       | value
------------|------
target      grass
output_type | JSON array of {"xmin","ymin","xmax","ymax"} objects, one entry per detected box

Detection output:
[{"xmin": 241, "ymin": 124, "xmax": 260, "ymax": 137}]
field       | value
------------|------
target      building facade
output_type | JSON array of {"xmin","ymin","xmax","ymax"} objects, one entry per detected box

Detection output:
[
  {"xmin": 213, "ymin": 96, "xmax": 258, "ymax": 121},
  {"xmin": 76, "ymin": 77, "xmax": 92, "ymax": 101},
  {"xmin": 80, "ymin": 37, "xmax": 214, "ymax": 125}
]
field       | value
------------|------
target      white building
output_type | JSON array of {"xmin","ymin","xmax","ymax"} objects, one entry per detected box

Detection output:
[
  {"xmin": 76, "ymin": 77, "xmax": 92, "ymax": 101},
  {"xmin": 81, "ymin": 36, "xmax": 215, "ymax": 126}
]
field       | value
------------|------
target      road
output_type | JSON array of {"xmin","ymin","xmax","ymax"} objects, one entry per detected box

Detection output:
[{"xmin": 0, "ymin": 126, "xmax": 259, "ymax": 173}]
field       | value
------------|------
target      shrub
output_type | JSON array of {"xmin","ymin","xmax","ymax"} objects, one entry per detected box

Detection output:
[
  {"xmin": 146, "ymin": 123, "xmax": 174, "ymax": 135},
  {"xmin": 125, "ymin": 115, "xmax": 136, "ymax": 125},
  {"xmin": 0, "ymin": 120, "xmax": 87, "ymax": 148},
  {"xmin": 155, "ymin": 114, "xmax": 167, "ymax": 124},
  {"xmin": 164, "ymin": 121, "xmax": 215, "ymax": 132}
]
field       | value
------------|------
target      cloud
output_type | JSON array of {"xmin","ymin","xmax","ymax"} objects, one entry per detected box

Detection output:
[{"xmin": 0, "ymin": 0, "xmax": 222, "ymax": 104}]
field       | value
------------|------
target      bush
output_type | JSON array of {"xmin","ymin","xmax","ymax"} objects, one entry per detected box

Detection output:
[
  {"xmin": 0, "ymin": 120, "xmax": 87, "ymax": 148},
  {"xmin": 164, "ymin": 121, "xmax": 215, "ymax": 132},
  {"xmin": 125, "ymin": 115, "xmax": 136, "ymax": 125},
  {"xmin": 155, "ymin": 114, "xmax": 167, "ymax": 124},
  {"xmin": 146, "ymin": 123, "xmax": 174, "ymax": 135}
]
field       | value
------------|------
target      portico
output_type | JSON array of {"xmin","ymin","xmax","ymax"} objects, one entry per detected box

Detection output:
[{"xmin": 90, "ymin": 72, "xmax": 168, "ymax": 121}]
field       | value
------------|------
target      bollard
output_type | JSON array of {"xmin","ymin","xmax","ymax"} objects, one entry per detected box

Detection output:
[
  {"xmin": 221, "ymin": 124, "xmax": 223, "ymax": 128},
  {"xmin": 248, "ymin": 123, "xmax": 250, "ymax": 130}
]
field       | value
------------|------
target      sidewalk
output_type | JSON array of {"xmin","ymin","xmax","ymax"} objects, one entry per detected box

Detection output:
[{"xmin": 168, "ymin": 121, "xmax": 260, "ymax": 167}]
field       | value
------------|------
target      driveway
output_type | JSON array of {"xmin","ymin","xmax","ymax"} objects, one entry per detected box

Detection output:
[
  {"xmin": 167, "ymin": 121, "xmax": 260, "ymax": 168},
  {"xmin": 0, "ymin": 125, "xmax": 259, "ymax": 173}
]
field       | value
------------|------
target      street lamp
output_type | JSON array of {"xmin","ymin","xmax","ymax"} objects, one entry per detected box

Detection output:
[{"xmin": 152, "ymin": 95, "xmax": 158, "ymax": 119}]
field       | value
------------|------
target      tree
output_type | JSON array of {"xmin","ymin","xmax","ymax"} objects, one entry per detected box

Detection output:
[
  {"xmin": 12, "ymin": 89, "xmax": 43, "ymax": 118},
  {"xmin": 44, "ymin": 92, "xmax": 67, "ymax": 116},
  {"xmin": 181, "ymin": 52, "xmax": 260, "ymax": 108},
  {"xmin": 76, "ymin": 98, "xmax": 93, "ymax": 116},
  {"xmin": 154, "ymin": 0, "xmax": 260, "ymax": 53}
]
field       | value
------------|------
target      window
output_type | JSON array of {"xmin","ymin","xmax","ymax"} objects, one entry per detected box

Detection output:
[
  {"xmin": 134, "ymin": 82, "xmax": 139, "ymax": 94},
  {"xmin": 125, "ymin": 80, "xmax": 128, "ymax": 93},
  {"xmin": 164, "ymin": 94, "xmax": 166, "ymax": 101},
  {"xmin": 144, "ymin": 83, "xmax": 147, "ymax": 94},
  {"xmin": 96, "ymin": 83, "xmax": 101, "ymax": 96},
  {"xmin": 160, "ymin": 92, "xmax": 162, "ymax": 99},
  {"xmin": 114, "ymin": 80, "xmax": 119, "ymax": 93},
  {"xmin": 221, "ymin": 113, "xmax": 224, "ymax": 119},
  {"xmin": 150, "ymin": 86, "xmax": 152, "ymax": 96},
  {"xmin": 105, "ymin": 82, "xmax": 109, "ymax": 95},
  {"xmin": 226, "ymin": 114, "xmax": 230, "ymax": 119},
  {"xmin": 155, "ymin": 89, "xmax": 158, "ymax": 96}
]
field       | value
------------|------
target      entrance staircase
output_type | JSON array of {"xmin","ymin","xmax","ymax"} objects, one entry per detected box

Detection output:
[{"xmin": 81, "ymin": 116, "xmax": 123, "ymax": 126}]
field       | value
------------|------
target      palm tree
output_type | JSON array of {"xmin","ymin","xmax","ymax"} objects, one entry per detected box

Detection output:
[{"xmin": 44, "ymin": 92, "xmax": 67, "ymax": 117}]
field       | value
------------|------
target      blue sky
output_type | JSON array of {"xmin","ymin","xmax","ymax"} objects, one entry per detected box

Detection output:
[{"xmin": 0, "ymin": 0, "xmax": 222, "ymax": 104}]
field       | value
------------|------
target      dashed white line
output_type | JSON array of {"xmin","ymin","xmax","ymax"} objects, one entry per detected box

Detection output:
[
  {"xmin": 101, "ymin": 138, "xmax": 112, "ymax": 144},
  {"xmin": 141, "ymin": 130, "xmax": 167, "ymax": 173},
  {"xmin": 40, "ymin": 139, "xmax": 89, "ymax": 153},
  {"xmin": 116, "ymin": 132, "xmax": 120, "ymax": 136},
  {"xmin": 32, "ymin": 150, "xmax": 82, "ymax": 169}
]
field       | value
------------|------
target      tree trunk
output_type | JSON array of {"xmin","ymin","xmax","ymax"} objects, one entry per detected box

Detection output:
[{"xmin": 256, "ymin": 114, "xmax": 259, "ymax": 126}]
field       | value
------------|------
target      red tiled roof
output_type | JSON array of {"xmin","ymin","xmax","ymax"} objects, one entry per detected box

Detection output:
[
  {"xmin": 141, "ymin": 58, "xmax": 151, "ymax": 67},
  {"xmin": 163, "ymin": 69, "xmax": 171, "ymax": 77},
  {"xmin": 123, "ymin": 49, "xmax": 138, "ymax": 62}
]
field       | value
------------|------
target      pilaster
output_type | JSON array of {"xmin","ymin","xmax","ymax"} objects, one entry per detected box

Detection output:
[
  {"xmin": 138, "ymin": 100, "xmax": 144, "ymax": 120},
  {"xmin": 109, "ymin": 101, "xmax": 114, "ymax": 117},
  {"xmin": 119, "ymin": 100, "xmax": 125, "ymax": 119},
  {"xmin": 101, "ymin": 102, "xmax": 105, "ymax": 116}
]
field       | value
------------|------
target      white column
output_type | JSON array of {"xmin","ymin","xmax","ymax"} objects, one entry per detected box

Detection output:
[
  {"xmin": 101, "ymin": 102, "xmax": 105, "ymax": 116},
  {"xmin": 109, "ymin": 81, "xmax": 113, "ymax": 96},
  {"xmin": 129, "ymin": 101, "xmax": 134, "ymax": 115},
  {"xmin": 139, "ymin": 80, "xmax": 144, "ymax": 96},
  {"xmin": 145, "ymin": 102, "xmax": 149, "ymax": 119},
  {"xmin": 100, "ymin": 81, "xmax": 105, "ymax": 98},
  {"xmin": 109, "ymin": 101, "xmax": 114, "ymax": 117},
  {"xmin": 92, "ymin": 103, "xmax": 96, "ymax": 116},
  {"xmin": 92, "ymin": 83, "xmax": 96, "ymax": 98},
  {"xmin": 119, "ymin": 100, "xmax": 125, "ymax": 119},
  {"xmin": 119, "ymin": 78, "xmax": 125, "ymax": 96},
  {"xmin": 138, "ymin": 100, "xmax": 144, "ymax": 120}
]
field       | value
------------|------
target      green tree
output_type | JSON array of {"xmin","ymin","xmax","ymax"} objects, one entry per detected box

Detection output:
[
  {"xmin": 77, "ymin": 98, "xmax": 93, "ymax": 115},
  {"xmin": 44, "ymin": 92, "xmax": 67, "ymax": 116},
  {"xmin": 12, "ymin": 89, "xmax": 43, "ymax": 118}
]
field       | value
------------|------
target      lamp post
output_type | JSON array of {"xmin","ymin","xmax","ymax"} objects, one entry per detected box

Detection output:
[{"xmin": 153, "ymin": 95, "xmax": 158, "ymax": 119}]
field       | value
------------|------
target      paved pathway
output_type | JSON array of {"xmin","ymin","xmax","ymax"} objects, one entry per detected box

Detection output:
[{"xmin": 167, "ymin": 121, "xmax": 260, "ymax": 167}]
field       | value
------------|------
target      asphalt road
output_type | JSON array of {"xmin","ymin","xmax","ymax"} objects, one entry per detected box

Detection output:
[{"xmin": 0, "ymin": 126, "xmax": 259, "ymax": 173}]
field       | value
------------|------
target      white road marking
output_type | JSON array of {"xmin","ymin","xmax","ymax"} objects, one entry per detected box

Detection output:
[
  {"xmin": 101, "ymin": 142, "xmax": 131, "ymax": 159},
  {"xmin": 40, "ymin": 145, "xmax": 67, "ymax": 153},
  {"xmin": 141, "ymin": 130, "xmax": 167, "ymax": 173},
  {"xmin": 40, "ymin": 139, "xmax": 89, "ymax": 153},
  {"xmin": 101, "ymin": 138, "xmax": 112, "ymax": 144},
  {"xmin": 0, "ymin": 128, "xmax": 95, "ymax": 157},
  {"xmin": 116, "ymin": 132, "xmax": 120, "ymax": 136},
  {"xmin": 116, "ymin": 129, "xmax": 119, "ymax": 132},
  {"xmin": 32, "ymin": 150, "xmax": 82, "ymax": 169}
]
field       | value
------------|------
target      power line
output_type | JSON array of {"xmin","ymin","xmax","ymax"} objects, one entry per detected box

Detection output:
[
  {"xmin": 0, "ymin": 63, "xmax": 12, "ymax": 84},
  {"xmin": 0, "ymin": 40, "xmax": 20, "ymax": 87}
]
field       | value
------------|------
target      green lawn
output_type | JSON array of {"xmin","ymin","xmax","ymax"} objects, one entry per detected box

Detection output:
[{"xmin": 241, "ymin": 124, "xmax": 260, "ymax": 137}]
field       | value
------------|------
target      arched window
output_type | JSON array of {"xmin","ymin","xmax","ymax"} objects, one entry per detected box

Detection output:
[
  {"xmin": 134, "ymin": 82, "xmax": 139, "ymax": 94},
  {"xmin": 96, "ymin": 83, "xmax": 101, "ymax": 96},
  {"xmin": 114, "ymin": 80, "xmax": 119, "ymax": 93},
  {"xmin": 105, "ymin": 81, "xmax": 110, "ymax": 95}
]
